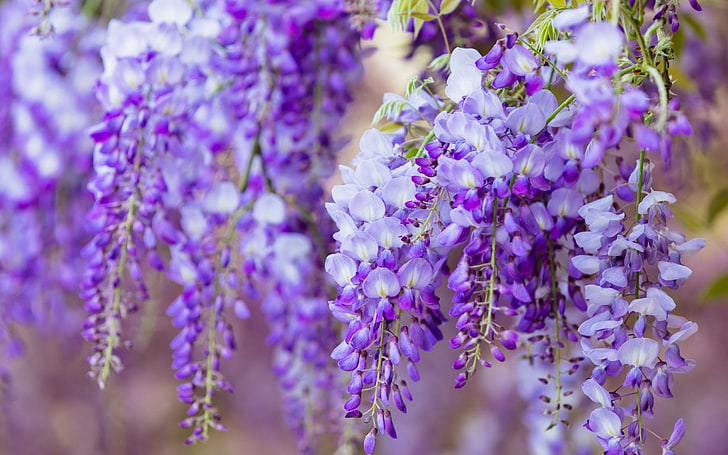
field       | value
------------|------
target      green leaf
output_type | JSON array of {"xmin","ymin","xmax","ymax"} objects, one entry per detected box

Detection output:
[
  {"xmin": 440, "ymin": 0, "xmax": 461, "ymax": 15},
  {"xmin": 372, "ymin": 99, "xmax": 407, "ymax": 125},
  {"xmin": 429, "ymin": 53, "xmax": 451, "ymax": 71},
  {"xmin": 405, "ymin": 76, "xmax": 420, "ymax": 98},
  {"xmin": 702, "ymin": 273, "xmax": 728, "ymax": 302},
  {"xmin": 411, "ymin": 0, "xmax": 430, "ymax": 38},
  {"xmin": 707, "ymin": 188, "xmax": 728, "ymax": 225},
  {"xmin": 379, "ymin": 122, "xmax": 405, "ymax": 134},
  {"xmin": 409, "ymin": 11, "xmax": 436, "ymax": 21}
]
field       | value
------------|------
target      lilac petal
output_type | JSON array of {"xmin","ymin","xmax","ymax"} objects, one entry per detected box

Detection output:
[
  {"xmin": 363, "ymin": 428, "xmax": 377, "ymax": 454},
  {"xmin": 357, "ymin": 129, "xmax": 394, "ymax": 163},
  {"xmin": 325, "ymin": 253, "xmax": 358, "ymax": 287},
  {"xmin": 362, "ymin": 268, "xmax": 401, "ymax": 298},
  {"xmin": 502, "ymin": 45, "xmax": 538, "ymax": 76},
  {"xmin": 544, "ymin": 40, "xmax": 577, "ymax": 64},
  {"xmin": 506, "ymin": 103, "xmax": 546, "ymax": 136},
  {"xmin": 675, "ymin": 238, "xmax": 705, "ymax": 257},
  {"xmin": 148, "ymin": 0, "xmax": 193, "ymax": 25},
  {"xmin": 634, "ymin": 125, "xmax": 661, "ymax": 152},
  {"xmin": 664, "ymin": 418, "xmax": 685, "ymax": 449},
  {"xmin": 637, "ymin": 190, "xmax": 676, "ymax": 215},
  {"xmin": 601, "ymin": 266, "xmax": 628, "ymax": 288},
  {"xmin": 462, "ymin": 89, "xmax": 505, "ymax": 119},
  {"xmin": 582, "ymin": 378, "xmax": 612, "ymax": 407},
  {"xmin": 572, "ymin": 255, "xmax": 601, "ymax": 275},
  {"xmin": 628, "ymin": 287, "xmax": 675, "ymax": 321},
  {"xmin": 341, "ymin": 231, "xmax": 379, "ymax": 262},
  {"xmin": 668, "ymin": 321, "xmax": 698, "ymax": 345},
  {"xmin": 552, "ymin": 5, "xmax": 589, "ymax": 30},
  {"xmin": 513, "ymin": 144, "xmax": 546, "ymax": 177},
  {"xmin": 382, "ymin": 177, "xmax": 416, "ymax": 209},
  {"xmin": 658, "ymin": 261, "xmax": 692, "ymax": 281},
  {"xmin": 588, "ymin": 408, "xmax": 622, "ymax": 439},
  {"xmin": 437, "ymin": 156, "xmax": 484, "ymax": 190},
  {"xmin": 365, "ymin": 217, "xmax": 407, "ymax": 250},
  {"xmin": 471, "ymin": 150, "xmax": 513, "ymax": 179},
  {"xmin": 355, "ymin": 159, "xmax": 392, "ymax": 189},
  {"xmin": 617, "ymin": 338, "xmax": 659, "ymax": 368},
  {"xmin": 547, "ymin": 188, "xmax": 583, "ymax": 218},
  {"xmin": 574, "ymin": 231, "xmax": 603, "ymax": 254},
  {"xmin": 349, "ymin": 191, "xmax": 385, "ymax": 222},
  {"xmin": 578, "ymin": 312, "xmax": 622, "ymax": 337},
  {"xmin": 445, "ymin": 47, "xmax": 483, "ymax": 101},
  {"xmin": 398, "ymin": 258, "xmax": 434, "ymax": 290},
  {"xmin": 331, "ymin": 341, "xmax": 354, "ymax": 360}
]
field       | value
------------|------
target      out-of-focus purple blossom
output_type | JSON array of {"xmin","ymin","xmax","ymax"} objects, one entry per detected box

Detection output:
[{"xmin": 0, "ymin": 0, "xmax": 102, "ymax": 381}]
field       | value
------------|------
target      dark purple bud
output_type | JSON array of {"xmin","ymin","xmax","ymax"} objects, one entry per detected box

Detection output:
[
  {"xmin": 348, "ymin": 372, "xmax": 363, "ymax": 395},
  {"xmin": 344, "ymin": 394, "xmax": 361, "ymax": 411},
  {"xmin": 338, "ymin": 351, "xmax": 360, "ymax": 372},
  {"xmin": 490, "ymin": 345, "xmax": 506, "ymax": 362},
  {"xmin": 499, "ymin": 330, "xmax": 518, "ymax": 350},
  {"xmin": 350, "ymin": 325, "xmax": 372, "ymax": 350},
  {"xmin": 345, "ymin": 410, "xmax": 363, "ymax": 419},
  {"xmin": 475, "ymin": 44, "xmax": 503, "ymax": 71}
]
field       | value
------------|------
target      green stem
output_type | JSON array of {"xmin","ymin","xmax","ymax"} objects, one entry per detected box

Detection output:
[
  {"xmin": 547, "ymin": 237, "xmax": 563, "ymax": 428},
  {"xmin": 426, "ymin": 0, "xmax": 451, "ymax": 54},
  {"xmin": 633, "ymin": 149, "xmax": 646, "ymax": 299}
]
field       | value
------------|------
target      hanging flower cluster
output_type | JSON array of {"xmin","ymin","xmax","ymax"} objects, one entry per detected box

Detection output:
[
  {"xmin": 327, "ymin": 1, "xmax": 703, "ymax": 453},
  {"xmin": 0, "ymin": 0, "xmax": 713, "ymax": 454}
]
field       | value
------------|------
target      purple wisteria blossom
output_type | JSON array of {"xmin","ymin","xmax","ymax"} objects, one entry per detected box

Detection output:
[{"xmin": 328, "ymin": 3, "xmax": 703, "ymax": 451}]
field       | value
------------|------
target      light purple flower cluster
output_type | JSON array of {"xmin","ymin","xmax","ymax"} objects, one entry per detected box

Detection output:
[
  {"xmin": 328, "ymin": 3, "xmax": 702, "ymax": 453},
  {"xmin": 82, "ymin": 0, "xmax": 369, "ymax": 448},
  {"xmin": 574, "ymin": 191, "xmax": 701, "ymax": 454},
  {"xmin": 0, "ymin": 0, "xmax": 102, "ymax": 382},
  {"xmin": 82, "ymin": 0, "xmax": 224, "ymax": 391},
  {"xmin": 326, "ymin": 127, "xmax": 449, "ymax": 453},
  {"xmin": 213, "ymin": 0, "xmax": 369, "ymax": 449}
]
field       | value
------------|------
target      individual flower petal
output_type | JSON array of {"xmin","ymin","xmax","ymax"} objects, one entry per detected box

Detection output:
[
  {"xmin": 349, "ymin": 191, "xmax": 385, "ymax": 222},
  {"xmin": 637, "ymin": 190, "xmax": 676, "ymax": 215},
  {"xmin": 398, "ymin": 258, "xmax": 433, "ymax": 289},
  {"xmin": 362, "ymin": 268, "xmax": 401, "ymax": 298},
  {"xmin": 445, "ymin": 47, "xmax": 483, "ymax": 101},
  {"xmin": 582, "ymin": 378, "xmax": 612, "ymax": 408},
  {"xmin": 325, "ymin": 253, "xmax": 357, "ymax": 287},
  {"xmin": 572, "ymin": 255, "xmax": 601, "ymax": 275},
  {"xmin": 658, "ymin": 261, "xmax": 692, "ymax": 281},
  {"xmin": 628, "ymin": 287, "xmax": 675, "ymax": 321},
  {"xmin": 588, "ymin": 408, "xmax": 623, "ymax": 439},
  {"xmin": 617, "ymin": 337, "xmax": 660, "ymax": 368}
]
